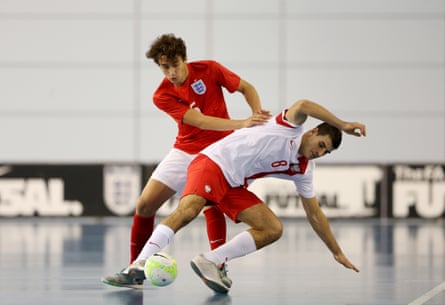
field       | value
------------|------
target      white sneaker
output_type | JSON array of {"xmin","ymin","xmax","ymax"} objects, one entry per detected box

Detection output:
[
  {"xmin": 219, "ymin": 263, "xmax": 232, "ymax": 288},
  {"xmin": 190, "ymin": 254, "xmax": 231, "ymax": 294}
]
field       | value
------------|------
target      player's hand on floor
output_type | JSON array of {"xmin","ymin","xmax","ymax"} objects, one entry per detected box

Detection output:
[{"xmin": 334, "ymin": 253, "xmax": 360, "ymax": 273}]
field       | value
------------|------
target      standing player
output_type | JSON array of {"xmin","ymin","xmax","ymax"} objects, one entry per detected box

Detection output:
[
  {"xmin": 102, "ymin": 33, "xmax": 271, "ymax": 288},
  {"xmin": 108, "ymin": 99, "xmax": 365, "ymax": 293}
]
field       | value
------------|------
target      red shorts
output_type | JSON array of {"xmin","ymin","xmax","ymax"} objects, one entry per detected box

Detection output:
[{"xmin": 181, "ymin": 154, "xmax": 262, "ymax": 222}]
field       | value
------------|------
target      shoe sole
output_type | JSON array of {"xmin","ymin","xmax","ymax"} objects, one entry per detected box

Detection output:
[
  {"xmin": 101, "ymin": 277, "xmax": 143, "ymax": 289},
  {"xmin": 190, "ymin": 261, "xmax": 229, "ymax": 294}
]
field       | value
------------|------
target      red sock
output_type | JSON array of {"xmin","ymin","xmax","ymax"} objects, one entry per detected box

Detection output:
[
  {"xmin": 203, "ymin": 206, "xmax": 227, "ymax": 250},
  {"xmin": 130, "ymin": 212, "xmax": 155, "ymax": 263}
]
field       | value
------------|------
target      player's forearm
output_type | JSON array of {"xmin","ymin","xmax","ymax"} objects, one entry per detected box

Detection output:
[
  {"xmin": 243, "ymin": 91, "xmax": 262, "ymax": 115},
  {"xmin": 238, "ymin": 79, "xmax": 263, "ymax": 114},
  {"xmin": 298, "ymin": 99, "xmax": 346, "ymax": 130},
  {"xmin": 196, "ymin": 116, "xmax": 246, "ymax": 131},
  {"xmin": 184, "ymin": 108, "xmax": 270, "ymax": 131},
  {"xmin": 183, "ymin": 109, "xmax": 245, "ymax": 131},
  {"xmin": 307, "ymin": 208, "xmax": 343, "ymax": 256},
  {"xmin": 287, "ymin": 99, "xmax": 346, "ymax": 129}
]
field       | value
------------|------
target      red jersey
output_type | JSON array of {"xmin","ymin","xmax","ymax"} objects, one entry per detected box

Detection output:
[{"xmin": 153, "ymin": 60, "xmax": 240, "ymax": 154}]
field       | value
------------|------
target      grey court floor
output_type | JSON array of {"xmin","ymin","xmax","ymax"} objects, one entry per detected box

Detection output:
[{"xmin": 1, "ymin": 216, "xmax": 444, "ymax": 305}]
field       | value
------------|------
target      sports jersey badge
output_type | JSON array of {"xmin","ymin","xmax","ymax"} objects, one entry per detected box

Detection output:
[
  {"xmin": 191, "ymin": 79, "xmax": 206, "ymax": 95},
  {"xmin": 290, "ymin": 164, "xmax": 301, "ymax": 172}
]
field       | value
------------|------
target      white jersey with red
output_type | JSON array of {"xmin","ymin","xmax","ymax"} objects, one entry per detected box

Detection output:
[{"xmin": 201, "ymin": 110, "xmax": 316, "ymax": 198}]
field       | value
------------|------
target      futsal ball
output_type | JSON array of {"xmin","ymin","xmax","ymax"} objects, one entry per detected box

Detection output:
[{"xmin": 144, "ymin": 252, "xmax": 178, "ymax": 287}]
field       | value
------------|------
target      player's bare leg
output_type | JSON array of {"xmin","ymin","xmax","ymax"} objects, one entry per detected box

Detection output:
[
  {"xmin": 191, "ymin": 203, "xmax": 283, "ymax": 293},
  {"xmin": 160, "ymin": 194, "xmax": 208, "ymax": 232},
  {"xmin": 237, "ymin": 203, "xmax": 283, "ymax": 250},
  {"xmin": 130, "ymin": 179, "xmax": 176, "ymax": 262}
]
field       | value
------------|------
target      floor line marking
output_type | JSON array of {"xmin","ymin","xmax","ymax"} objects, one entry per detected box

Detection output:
[{"xmin": 407, "ymin": 281, "xmax": 445, "ymax": 305}]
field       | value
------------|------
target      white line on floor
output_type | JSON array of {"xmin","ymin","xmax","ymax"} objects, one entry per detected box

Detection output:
[{"xmin": 407, "ymin": 281, "xmax": 445, "ymax": 305}]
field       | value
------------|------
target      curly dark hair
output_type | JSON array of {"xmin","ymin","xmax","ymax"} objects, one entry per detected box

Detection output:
[
  {"xmin": 145, "ymin": 33, "xmax": 187, "ymax": 65},
  {"xmin": 315, "ymin": 122, "xmax": 342, "ymax": 150}
]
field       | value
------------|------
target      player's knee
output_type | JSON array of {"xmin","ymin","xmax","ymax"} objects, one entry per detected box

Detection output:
[
  {"xmin": 135, "ymin": 181, "xmax": 176, "ymax": 216},
  {"xmin": 135, "ymin": 197, "xmax": 155, "ymax": 216},
  {"xmin": 254, "ymin": 219, "xmax": 283, "ymax": 248},
  {"xmin": 267, "ymin": 219, "xmax": 283, "ymax": 242}
]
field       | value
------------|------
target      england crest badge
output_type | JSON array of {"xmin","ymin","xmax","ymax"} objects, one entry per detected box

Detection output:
[
  {"xmin": 103, "ymin": 165, "xmax": 141, "ymax": 216},
  {"xmin": 191, "ymin": 79, "xmax": 206, "ymax": 95}
]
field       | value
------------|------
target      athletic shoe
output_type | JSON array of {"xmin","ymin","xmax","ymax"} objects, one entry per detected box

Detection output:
[
  {"xmin": 101, "ymin": 260, "xmax": 146, "ymax": 289},
  {"xmin": 190, "ymin": 254, "xmax": 231, "ymax": 294},
  {"xmin": 220, "ymin": 263, "xmax": 232, "ymax": 288}
]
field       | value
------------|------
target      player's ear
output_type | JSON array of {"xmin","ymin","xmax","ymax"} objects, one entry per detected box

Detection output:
[{"xmin": 310, "ymin": 127, "xmax": 318, "ymax": 136}]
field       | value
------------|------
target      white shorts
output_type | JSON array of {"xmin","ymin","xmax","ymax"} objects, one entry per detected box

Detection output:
[{"xmin": 151, "ymin": 148, "xmax": 197, "ymax": 195}]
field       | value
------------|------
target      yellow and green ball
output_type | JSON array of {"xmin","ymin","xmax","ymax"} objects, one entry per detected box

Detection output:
[{"xmin": 144, "ymin": 252, "xmax": 178, "ymax": 287}]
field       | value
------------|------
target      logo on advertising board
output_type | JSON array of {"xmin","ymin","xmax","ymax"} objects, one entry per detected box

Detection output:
[
  {"xmin": 103, "ymin": 165, "xmax": 141, "ymax": 216},
  {"xmin": 392, "ymin": 165, "xmax": 445, "ymax": 218},
  {"xmin": 248, "ymin": 165, "xmax": 383, "ymax": 218}
]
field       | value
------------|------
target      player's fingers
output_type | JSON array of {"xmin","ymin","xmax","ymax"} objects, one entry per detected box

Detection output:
[
  {"xmin": 349, "ymin": 129, "xmax": 363, "ymax": 137},
  {"xmin": 346, "ymin": 262, "xmax": 360, "ymax": 272},
  {"xmin": 257, "ymin": 109, "xmax": 272, "ymax": 115},
  {"xmin": 255, "ymin": 114, "xmax": 270, "ymax": 122},
  {"xmin": 354, "ymin": 124, "xmax": 366, "ymax": 137},
  {"xmin": 336, "ymin": 254, "xmax": 360, "ymax": 272}
]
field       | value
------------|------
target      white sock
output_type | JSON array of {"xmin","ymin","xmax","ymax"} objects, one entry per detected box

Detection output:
[
  {"xmin": 203, "ymin": 231, "xmax": 257, "ymax": 265},
  {"xmin": 134, "ymin": 224, "xmax": 174, "ymax": 263}
]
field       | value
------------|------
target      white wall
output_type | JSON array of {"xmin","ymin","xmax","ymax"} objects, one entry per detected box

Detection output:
[{"xmin": 0, "ymin": 0, "xmax": 443, "ymax": 163}]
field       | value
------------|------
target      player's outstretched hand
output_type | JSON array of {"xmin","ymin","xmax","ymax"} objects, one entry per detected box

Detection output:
[
  {"xmin": 334, "ymin": 253, "xmax": 360, "ymax": 273},
  {"xmin": 342, "ymin": 122, "xmax": 367, "ymax": 137},
  {"xmin": 244, "ymin": 109, "xmax": 272, "ymax": 127}
]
